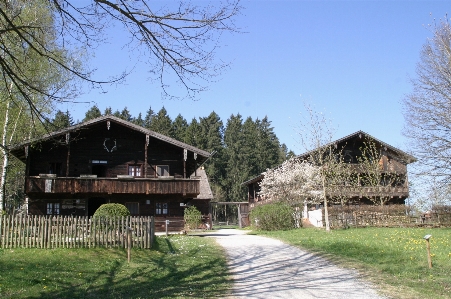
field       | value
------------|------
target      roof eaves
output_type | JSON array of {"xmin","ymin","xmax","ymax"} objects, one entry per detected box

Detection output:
[{"xmin": 10, "ymin": 115, "xmax": 211, "ymax": 158}]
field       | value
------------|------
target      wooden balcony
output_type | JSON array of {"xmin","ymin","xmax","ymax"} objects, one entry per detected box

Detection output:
[
  {"xmin": 25, "ymin": 176, "xmax": 200, "ymax": 196},
  {"xmin": 326, "ymin": 186, "xmax": 409, "ymax": 198}
]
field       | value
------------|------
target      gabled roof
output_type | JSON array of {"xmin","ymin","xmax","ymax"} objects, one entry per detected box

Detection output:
[
  {"xmin": 242, "ymin": 130, "xmax": 416, "ymax": 186},
  {"xmin": 242, "ymin": 174, "xmax": 265, "ymax": 186},
  {"xmin": 10, "ymin": 115, "xmax": 211, "ymax": 158},
  {"xmin": 296, "ymin": 130, "xmax": 416, "ymax": 164}
]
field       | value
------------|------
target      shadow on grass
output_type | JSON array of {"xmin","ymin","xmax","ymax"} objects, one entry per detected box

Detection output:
[{"xmin": 0, "ymin": 237, "xmax": 230, "ymax": 299}]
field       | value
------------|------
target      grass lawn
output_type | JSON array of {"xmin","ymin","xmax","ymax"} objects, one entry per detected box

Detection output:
[
  {"xmin": 0, "ymin": 235, "xmax": 231, "ymax": 299},
  {"xmin": 255, "ymin": 227, "xmax": 451, "ymax": 299}
]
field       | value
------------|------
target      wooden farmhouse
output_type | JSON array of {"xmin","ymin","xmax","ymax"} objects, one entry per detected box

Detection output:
[
  {"xmin": 243, "ymin": 131, "xmax": 417, "ymax": 207},
  {"xmin": 10, "ymin": 115, "xmax": 212, "ymax": 227}
]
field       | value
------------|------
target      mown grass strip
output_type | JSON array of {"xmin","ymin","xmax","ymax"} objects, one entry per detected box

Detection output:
[
  {"xmin": 255, "ymin": 227, "xmax": 451, "ymax": 299},
  {"xmin": 0, "ymin": 235, "xmax": 231, "ymax": 299}
]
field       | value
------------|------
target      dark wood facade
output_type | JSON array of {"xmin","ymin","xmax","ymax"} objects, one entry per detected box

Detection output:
[
  {"xmin": 10, "ymin": 116, "xmax": 211, "ymax": 219},
  {"xmin": 243, "ymin": 131, "xmax": 416, "ymax": 206}
]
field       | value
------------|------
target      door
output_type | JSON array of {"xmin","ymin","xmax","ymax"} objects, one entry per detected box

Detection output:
[{"xmin": 88, "ymin": 197, "xmax": 106, "ymax": 216}]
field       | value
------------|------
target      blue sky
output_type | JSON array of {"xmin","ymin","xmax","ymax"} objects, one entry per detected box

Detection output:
[{"xmin": 64, "ymin": 0, "xmax": 450, "ymax": 155}]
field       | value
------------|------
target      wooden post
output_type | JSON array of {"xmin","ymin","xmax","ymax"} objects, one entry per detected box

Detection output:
[
  {"xmin": 66, "ymin": 133, "xmax": 70, "ymax": 177},
  {"xmin": 426, "ymin": 239, "xmax": 432, "ymax": 269},
  {"xmin": 145, "ymin": 135, "xmax": 149, "ymax": 178},
  {"xmin": 183, "ymin": 149, "xmax": 187, "ymax": 178},
  {"xmin": 127, "ymin": 227, "xmax": 132, "ymax": 263},
  {"xmin": 150, "ymin": 216, "xmax": 155, "ymax": 248},
  {"xmin": 424, "ymin": 234, "xmax": 432, "ymax": 269},
  {"xmin": 165, "ymin": 219, "xmax": 169, "ymax": 237}
]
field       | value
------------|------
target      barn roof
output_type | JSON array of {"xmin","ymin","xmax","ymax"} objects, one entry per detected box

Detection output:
[
  {"xmin": 242, "ymin": 130, "xmax": 416, "ymax": 186},
  {"xmin": 295, "ymin": 130, "xmax": 416, "ymax": 164},
  {"xmin": 9, "ymin": 115, "xmax": 211, "ymax": 160}
]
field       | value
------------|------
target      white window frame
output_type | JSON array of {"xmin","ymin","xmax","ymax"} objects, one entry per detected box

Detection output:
[
  {"xmin": 156, "ymin": 202, "xmax": 168, "ymax": 215},
  {"xmin": 46, "ymin": 203, "xmax": 60, "ymax": 215},
  {"xmin": 128, "ymin": 164, "xmax": 142, "ymax": 177},
  {"xmin": 156, "ymin": 165, "xmax": 169, "ymax": 177}
]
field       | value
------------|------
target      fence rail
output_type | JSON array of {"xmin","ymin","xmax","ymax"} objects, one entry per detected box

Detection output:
[
  {"xmin": 0, "ymin": 215, "xmax": 155, "ymax": 249},
  {"xmin": 328, "ymin": 211, "xmax": 451, "ymax": 228}
]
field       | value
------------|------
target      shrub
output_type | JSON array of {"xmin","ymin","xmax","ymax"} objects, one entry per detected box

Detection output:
[
  {"xmin": 93, "ymin": 203, "xmax": 130, "ymax": 218},
  {"xmin": 184, "ymin": 205, "xmax": 202, "ymax": 230},
  {"xmin": 249, "ymin": 202, "xmax": 295, "ymax": 231}
]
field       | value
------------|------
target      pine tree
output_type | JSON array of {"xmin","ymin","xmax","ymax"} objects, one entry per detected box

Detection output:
[
  {"xmin": 143, "ymin": 106, "xmax": 155, "ymax": 129},
  {"xmin": 241, "ymin": 116, "xmax": 259, "ymax": 177},
  {"xmin": 52, "ymin": 110, "xmax": 73, "ymax": 130},
  {"xmin": 255, "ymin": 116, "xmax": 283, "ymax": 173},
  {"xmin": 149, "ymin": 107, "xmax": 173, "ymax": 136},
  {"xmin": 104, "ymin": 107, "xmax": 113, "ymax": 115},
  {"xmin": 172, "ymin": 114, "xmax": 189, "ymax": 141},
  {"xmin": 83, "ymin": 105, "xmax": 101, "ymax": 122},
  {"xmin": 199, "ymin": 112, "xmax": 225, "ymax": 186},
  {"xmin": 223, "ymin": 114, "xmax": 248, "ymax": 202},
  {"xmin": 185, "ymin": 118, "xmax": 202, "ymax": 147},
  {"xmin": 119, "ymin": 107, "xmax": 132, "ymax": 121},
  {"xmin": 112, "ymin": 109, "xmax": 121, "ymax": 118},
  {"xmin": 133, "ymin": 113, "xmax": 145, "ymax": 127}
]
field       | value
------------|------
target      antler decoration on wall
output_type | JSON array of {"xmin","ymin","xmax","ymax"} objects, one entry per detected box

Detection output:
[{"xmin": 104, "ymin": 138, "xmax": 117, "ymax": 152}]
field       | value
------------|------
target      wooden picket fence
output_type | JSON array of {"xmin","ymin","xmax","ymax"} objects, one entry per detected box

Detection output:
[{"xmin": 0, "ymin": 215, "xmax": 155, "ymax": 249}]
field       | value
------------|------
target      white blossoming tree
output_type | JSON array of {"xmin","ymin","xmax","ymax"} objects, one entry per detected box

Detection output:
[{"xmin": 258, "ymin": 158, "xmax": 322, "ymax": 205}]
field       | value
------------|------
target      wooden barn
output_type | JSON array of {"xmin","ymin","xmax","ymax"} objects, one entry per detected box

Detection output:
[
  {"xmin": 243, "ymin": 131, "xmax": 417, "ymax": 207},
  {"xmin": 10, "ymin": 115, "xmax": 213, "ymax": 230}
]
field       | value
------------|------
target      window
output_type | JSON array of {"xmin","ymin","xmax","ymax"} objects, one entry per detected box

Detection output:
[
  {"xmin": 47, "ymin": 203, "xmax": 60, "ymax": 215},
  {"xmin": 156, "ymin": 165, "xmax": 169, "ymax": 177},
  {"xmin": 128, "ymin": 165, "xmax": 142, "ymax": 177},
  {"xmin": 126, "ymin": 202, "xmax": 139, "ymax": 216},
  {"xmin": 156, "ymin": 203, "xmax": 168, "ymax": 215}
]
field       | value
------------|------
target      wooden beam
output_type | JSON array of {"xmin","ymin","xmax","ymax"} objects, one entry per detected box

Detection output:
[
  {"xmin": 66, "ymin": 133, "xmax": 70, "ymax": 177},
  {"xmin": 145, "ymin": 135, "xmax": 149, "ymax": 178}
]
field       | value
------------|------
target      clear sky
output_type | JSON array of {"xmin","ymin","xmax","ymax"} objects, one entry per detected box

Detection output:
[{"xmin": 63, "ymin": 0, "xmax": 450, "ymax": 155}]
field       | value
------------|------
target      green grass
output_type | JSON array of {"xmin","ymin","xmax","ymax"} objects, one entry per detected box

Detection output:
[
  {"xmin": 0, "ymin": 235, "xmax": 231, "ymax": 299},
  {"xmin": 255, "ymin": 227, "xmax": 451, "ymax": 299}
]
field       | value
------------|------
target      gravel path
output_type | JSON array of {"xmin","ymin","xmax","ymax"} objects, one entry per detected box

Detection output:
[{"xmin": 208, "ymin": 229, "xmax": 386, "ymax": 299}]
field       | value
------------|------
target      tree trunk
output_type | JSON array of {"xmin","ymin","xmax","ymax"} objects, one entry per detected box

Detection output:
[
  {"xmin": 322, "ymin": 174, "xmax": 330, "ymax": 232},
  {"xmin": 0, "ymin": 100, "xmax": 11, "ymax": 212}
]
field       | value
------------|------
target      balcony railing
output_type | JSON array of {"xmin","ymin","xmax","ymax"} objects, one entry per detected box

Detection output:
[
  {"xmin": 325, "ymin": 186, "xmax": 409, "ymax": 198},
  {"xmin": 25, "ymin": 176, "xmax": 200, "ymax": 196}
]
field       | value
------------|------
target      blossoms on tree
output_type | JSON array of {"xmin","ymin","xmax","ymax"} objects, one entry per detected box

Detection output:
[{"xmin": 258, "ymin": 158, "xmax": 321, "ymax": 204}]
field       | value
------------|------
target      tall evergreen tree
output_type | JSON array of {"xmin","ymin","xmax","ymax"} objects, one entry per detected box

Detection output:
[
  {"xmin": 143, "ymin": 106, "xmax": 155, "ymax": 129},
  {"xmin": 199, "ymin": 112, "xmax": 225, "ymax": 186},
  {"xmin": 255, "ymin": 116, "xmax": 283, "ymax": 173},
  {"xmin": 149, "ymin": 107, "xmax": 173, "ymax": 136},
  {"xmin": 172, "ymin": 114, "xmax": 189, "ymax": 142},
  {"xmin": 241, "ymin": 116, "xmax": 259, "ymax": 177},
  {"xmin": 223, "ymin": 114, "xmax": 248, "ymax": 202},
  {"xmin": 133, "ymin": 112, "xmax": 145, "ymax": 127},
  {"xmin": 83, "ymin": 105, "xmax": 102, "ymax": 122},
  {"xmin": 185, "ymin": 118, "xmax": 202, "ymax": 148},
  {"xmin": 104, "ymin": 107, "xmax": 113, "ymax": 115},
  {"xmin": 52, "ymin": 110, "xmax": 74, "ymax": 130},
  {"xmin": 119, "ymin": 107, "xmax": 132, "ymax": 121},
  {"xmin": 112, "ymin": 109, "xmax": 121, "ymax": 118}
]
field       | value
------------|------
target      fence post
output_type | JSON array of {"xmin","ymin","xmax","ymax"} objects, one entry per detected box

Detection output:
[
  {"xmin": 151, "ymin": 216, "xmax": 155, "ymax": 248},
  {"xmin": 127, "ymin": 227, "xmax": 132, "ymax": 263},
  {"xmin": 165, "ymin": 219, "xmax": 170, "ymax": 237}
]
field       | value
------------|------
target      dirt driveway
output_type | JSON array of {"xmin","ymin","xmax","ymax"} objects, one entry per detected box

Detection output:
[{"xmin": 207, "ymin": 229, "xmax": 386, "ymax": 299}]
